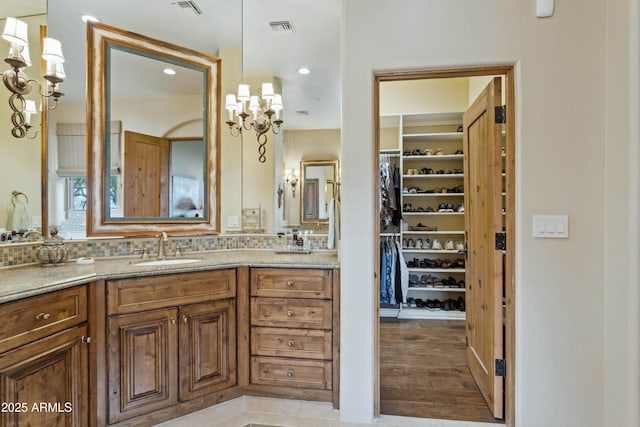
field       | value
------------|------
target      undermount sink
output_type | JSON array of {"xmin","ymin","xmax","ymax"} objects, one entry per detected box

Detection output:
[{"xmin": 133, "ymin": 258, "xmax": 201, "ymax": 267}]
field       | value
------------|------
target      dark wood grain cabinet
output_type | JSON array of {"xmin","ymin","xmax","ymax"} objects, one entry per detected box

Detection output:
[
  {"xmin": 0, "ymin": 286, "xmax": 89, "ymax": 427},
  {"xmin": 105, "ymin": 269, "xmax": 237, "ymax": 425}
]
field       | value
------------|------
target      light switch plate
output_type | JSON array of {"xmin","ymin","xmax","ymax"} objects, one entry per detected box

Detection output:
[
  {"xmin": 533, "ymin": 214, "xmax": 568, "ymax": 238},
  {"xmin": 227, "ymin": 215, "xmax": 240, "ymax": 228},
  {"xmin": 536, "ymin": 0, "xmax": 554, "ymax": 17}
]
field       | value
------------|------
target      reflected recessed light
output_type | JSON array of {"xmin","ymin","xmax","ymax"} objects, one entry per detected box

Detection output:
[
  {"xmin": 164, "ymin": 68, "xmax": 177, "ymax": 76},
  {"xmin": 81, "ymin": 15, "xmax": 100, "ymax": 23},
  {"xmin": 298, "ymin": 67, "xmax": 310, "ymax": 75}
]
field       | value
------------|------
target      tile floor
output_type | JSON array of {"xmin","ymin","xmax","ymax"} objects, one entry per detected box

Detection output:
[{"xmin": 153, "ymin": 396, "xmax": 500, "ymax": 427}]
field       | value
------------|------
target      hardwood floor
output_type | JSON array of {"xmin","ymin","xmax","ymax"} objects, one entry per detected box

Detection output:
[{"xmin": 379, "ymin": 318, "xmax": 502, "ymax": 423}]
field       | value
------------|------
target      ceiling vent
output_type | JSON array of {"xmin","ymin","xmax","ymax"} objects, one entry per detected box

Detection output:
[
  {"xmin": 269, "ymin": 21, "xmax": 294, "ymax": 32},
  {"xmin": 172, "ymin": 1, "xmax": 203, "ymax": 16},
  {"xmin": 296, "ymin": 110, "xmax": 310, "ymax": 116}
]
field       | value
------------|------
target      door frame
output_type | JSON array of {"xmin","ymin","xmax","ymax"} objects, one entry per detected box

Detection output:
[{"xmin": 373, "ymin": 65, "xmax": 516, "ymax": 426}]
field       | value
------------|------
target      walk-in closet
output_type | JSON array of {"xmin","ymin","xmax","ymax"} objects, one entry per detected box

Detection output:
[{"xmin": 375, "ymin": 70, "xmax": 514, "ymax": 424}]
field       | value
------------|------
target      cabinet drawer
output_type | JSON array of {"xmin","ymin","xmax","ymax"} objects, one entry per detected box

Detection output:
[
  {"xmin": 251, "ymin": 356, "xmax": 332, "ymax": 390},
  {"xmin": 0, "ymin": 286, "xmax": 87, "ymax": 352},
  {"xmin": 251, "ymin": 268, "xmax": 332, "ymax": 299},
  {"xmin": 107, "ymin": 269, "xmax": 236, "ymax": 315},
  {"xmin": 251, "ymin": 297, "xmax": 332, "ymax": 329},
  {"xmin": 251, "ymin": 327, "xmax": 332, "ymax": 360}
]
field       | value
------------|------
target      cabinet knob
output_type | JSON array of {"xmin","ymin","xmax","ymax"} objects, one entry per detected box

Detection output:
[
  {"xmin": 286, "ymin": 281, "xmax": 294, "ymax": 287},
  {"xmin": 287, "ymin": 340, "xmax": 295, "ymax": 347},
  {"xmin": 182, "ymin": 315, "xmax": 188, "ymax": 324},
  {"xmin": 287, "ymin": 310, "xmax": 295, "ymax": 317},
  {"xmin": 35, "ymin": 312, "xmax": 50, "ymax": 320},
  {"xmin": 171, "ymin": 318, "xmax": 176, "ymax": 325},
  {"xmin": 81, "ymin": 336, "xmax": 91, "ymax": 344},
  {"xmin": 287, "ymin": 370, "xmax": 294, "ymax": 377}
]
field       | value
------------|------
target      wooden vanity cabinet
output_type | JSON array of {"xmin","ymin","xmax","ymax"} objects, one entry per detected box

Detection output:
[
  {"xmin": 104, "ymin": 269, "xmax": 237, "ymax": 425},
  {"xmin": 248, "ymin": 267, "xmax": 340, "ymax": 407},
  {"xmin": 0, "ymin": 286, "xmax": 90, "ymax": 427}
]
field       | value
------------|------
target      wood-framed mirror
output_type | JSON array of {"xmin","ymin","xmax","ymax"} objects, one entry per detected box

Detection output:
[
  {"xmin": 299, "ymin": 159, "xmax": 339, "ymax": 224},
  {"xmin": 86, "ymin": 21, "xmax": 221, "ymax": 236}
]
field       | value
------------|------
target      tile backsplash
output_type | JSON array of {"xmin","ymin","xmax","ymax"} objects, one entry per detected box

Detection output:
[{"xmin": 0, "ymin": 234, "xmax": 332, "ymax": 268}]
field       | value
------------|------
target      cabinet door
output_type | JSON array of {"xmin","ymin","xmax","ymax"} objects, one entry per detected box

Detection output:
[
  {"xmin": 107, "ymin": 308, "xmax": 178, "ymax": 424},
  {"xmin": 179, "ymin": 299, "xmax": 236, "ymax": 401},
  {"xmin": 0, "ymin": 325, "xmax": 89, "ymax": 427}
]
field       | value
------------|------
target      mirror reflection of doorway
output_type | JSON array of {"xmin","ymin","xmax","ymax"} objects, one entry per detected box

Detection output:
[{"xmin": 375, "ymin": 67, "xmax": 515, "ymax": 425}]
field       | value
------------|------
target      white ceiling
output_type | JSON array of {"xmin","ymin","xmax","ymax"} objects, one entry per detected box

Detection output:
[{"xmin": 7, "ymin": 0, "xmax": 340, "ymax": 130}]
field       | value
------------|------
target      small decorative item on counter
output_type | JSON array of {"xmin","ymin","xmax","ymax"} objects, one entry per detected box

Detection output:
[{"xmin": 35, "ymin": 227, "xmax": 69, "ymax": 267}]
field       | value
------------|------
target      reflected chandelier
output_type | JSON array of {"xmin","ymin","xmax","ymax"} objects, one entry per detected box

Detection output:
[
  {"xmin": 2, "ymin": 17, "xmax": 65, "ymax": 139},
  {"xmin": 225, "ymin": 83, "xmax": 283, "ymax": 163}
]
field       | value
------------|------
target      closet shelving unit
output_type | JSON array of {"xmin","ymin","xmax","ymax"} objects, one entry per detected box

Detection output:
[{"xmin": 380, "ymin": 112, "xmax": 467, "ymax": 320}]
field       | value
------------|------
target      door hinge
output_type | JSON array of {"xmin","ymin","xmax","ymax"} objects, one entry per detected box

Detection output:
[
  {"xmin": 495, "ymin": 105, "xmax": 506, "ymax": 124},
  {"xmin": 495, "ymin": 232, "xmax": 506, "ymax": 251},
  {"xmin": 495, "ymin": 358, "xmax": 506, "ymax": 377}
]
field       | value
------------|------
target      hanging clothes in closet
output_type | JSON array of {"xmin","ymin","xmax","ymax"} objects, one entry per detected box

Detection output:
[
  {"xmin": 379, "ymin": 237, "xmax": 408, "ymax": 305},
  {"xmin": 379, "ymin": 154, "xmax": 400, "ymax": 231}
]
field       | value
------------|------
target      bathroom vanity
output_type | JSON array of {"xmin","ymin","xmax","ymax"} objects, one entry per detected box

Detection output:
[{"xmin": 0, "ymin": 252, "xmax": 339, "ymax": 427}]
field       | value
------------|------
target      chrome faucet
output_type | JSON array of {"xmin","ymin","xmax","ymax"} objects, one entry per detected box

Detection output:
[{"xmin": 157, "ymin": 231, "xmax": 168, "ymax": 258}]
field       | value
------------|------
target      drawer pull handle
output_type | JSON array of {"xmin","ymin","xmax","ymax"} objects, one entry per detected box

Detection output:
[
  {"xmin": 81, "ymin": 336, "xmax": 91, "ymax": 344},
  {"xmin": 36, "ymin": 312, "xmax": 50, "ymax": 320},
  {"xmin": 287, "ymin": 310, "xmax": 295, "ymax": 317},
  {"xmin": 287, "ymin": 370, "xmax": 294, "ymax": 377},
  {"xmin": 287, "ymin": 340, "xmax": 295, "ymax": 347},
  {"xmin": 287, "ymin": 281, "xmax": 294, "ymax": 287},
  {"xmin": 182, "ymin": 315, "xmax": 188, "ymax": 324}
]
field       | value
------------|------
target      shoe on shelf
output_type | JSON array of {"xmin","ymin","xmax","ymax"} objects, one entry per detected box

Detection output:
[
  {"xmin": 402, "ymin": 238, "xmax": 408, "ymax": 248},
  {"xmin": 407, "ymin": 238, "xmax": 415, "ymax": 248},
  {"xmin": 457, "ymin": 204, "xmax": 464, "ymax": 212},
  {"xmin": 438, "ymin": 203, "xmax": 448, "ymax": 212},
  {"xmin": 423, "ymin": 238, "xmax": 432, "ymax": 249},
  {"xmin": 455, "ymin": 240, "xmax": 465, "ymax": 251},
  {"xmin": 432, "ymin": 239, "xmax": 442, "ymax": 250},
  {"xmin": 433, "ymin": 148, "xmax": 444, "ymax": 155},
  {"xmin": 446, "ymin": 203, "xmax": 455, "ymax": 212},
  {"xmin": 426, "ymin": 206, "xmax": 435, "ymax": 212},
  {"xmin": 415, "ymin": 238, "xmax": 423, "ymax": 249},
  {"xmin": 444, "ymin": 239, "xmax": 455, "ymax": 250}
]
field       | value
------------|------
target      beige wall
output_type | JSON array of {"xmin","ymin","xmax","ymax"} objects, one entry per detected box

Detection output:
[
  {"xmin": 0, "ymin": 15, "xmax": 46, "ymax": 231},
  {"xmin": 380, "ymin": 77, "xmax": 469, "ymax": 114},
  {"xmin": 340, "ymin": 1, "xmax": 618, "ymax": 426}
]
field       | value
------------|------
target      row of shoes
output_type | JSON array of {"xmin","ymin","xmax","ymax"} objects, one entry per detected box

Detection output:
[
  {"xmin": 408, "ymin": 223, "xmax": 438, "ymax": 231},
  {"xmin": 406, "ymin": 257, "xmax": 466, "ymax": 269},
  {"xmin": 406, "ymin": 297, "xmax": 466, "ymax": 311},
  {"xmin": 403, "ymin": 148, "xmax": 464, "ymax": 156},
  {"xmin": 403, "ymin": 185, "xmax": 464, "ymax": 194},
  {"xmin": 405, "ymin": 168, "xmax": 463, "ymax": 175},
  {"xmin": 409, "ymin": 274, "xmax": 465, "ymax": 288},
  {"xmin": 403, "ymin": 203, "xmax": 464, "ymax": 213},
  {"xmin": 403, "ymin": 238, "xmax": 464, "ymax": 251}
]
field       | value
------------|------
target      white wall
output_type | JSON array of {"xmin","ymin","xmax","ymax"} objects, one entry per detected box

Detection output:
[{"xmin": 341, "ymin": 1, "xmax": 615, "ymax": 427}]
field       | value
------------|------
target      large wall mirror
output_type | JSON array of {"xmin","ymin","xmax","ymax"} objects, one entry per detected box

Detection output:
[
  {"xmin": 86, "ymin": 22, "xmax": 220, "ymax": 235},
  {"xmin": 300, "ymin": 160, "xmax": 339, "ymax": 223}
]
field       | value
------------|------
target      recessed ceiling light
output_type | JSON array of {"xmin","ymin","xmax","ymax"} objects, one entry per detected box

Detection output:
[
  {"xmin": 164, "ymin": 68, "xmax": 177, "ymax": 76},
  {"xmin": 298, "ymin": 67, "xmax": 310, "ymax": 75},
  {"xmin": 81, "ymin": 15, "xmax": 99, "ymax": 23}
]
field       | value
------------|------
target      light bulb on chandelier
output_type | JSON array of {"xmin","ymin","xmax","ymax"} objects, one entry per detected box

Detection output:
[
  {"xmin": 225, "ymin": 82, "xmax": 283, "ymax": 163},
  {"xmin": 2, "ymin": 17, "xmax": 65, "ymax": 139}
]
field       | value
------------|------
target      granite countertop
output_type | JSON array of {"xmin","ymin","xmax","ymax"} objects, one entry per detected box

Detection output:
[{"xmin": 0, "ymin": 250, "xmax": 339, "ymax": 304}]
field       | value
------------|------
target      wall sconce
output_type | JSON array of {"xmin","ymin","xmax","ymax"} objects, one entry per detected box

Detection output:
[
  {"xmin": 284, "ymin": 169, "xmax": 299, "ymax": 197},
  {"xmin": 2, "ymin": 18, "xmax": 65, "ymax": 139},
  {"xmin": 225, "ymin": 83, "xmax": 283, "ymax": 163}
]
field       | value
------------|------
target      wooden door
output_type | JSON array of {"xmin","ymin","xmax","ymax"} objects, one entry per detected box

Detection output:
[
  {"xmin": 462, "ymin": 76, "xmax": 504, "ymax": 419},
  {"xmin": 123, "ymin": 130, "xmax": 170, "ymax": 217},
  {"xmin": 107, "ymin": 308, "xmax": 178, "ymax": 424},
  {"xmin": 0, "ymin": 325, "xmax": 89, "ymax": 427},
  {"xmin": 179, "ymin": 299, "xmax": 237, "ymax": 401}
]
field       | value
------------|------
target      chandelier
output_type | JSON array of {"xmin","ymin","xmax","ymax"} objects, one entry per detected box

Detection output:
[
  {"xmin": 2, "ymin": 18, "xmax": 65, "ymax": 139},
  {"xmin": 225, "ymin": 83, "xmax": 283, "ymax": 163}
]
